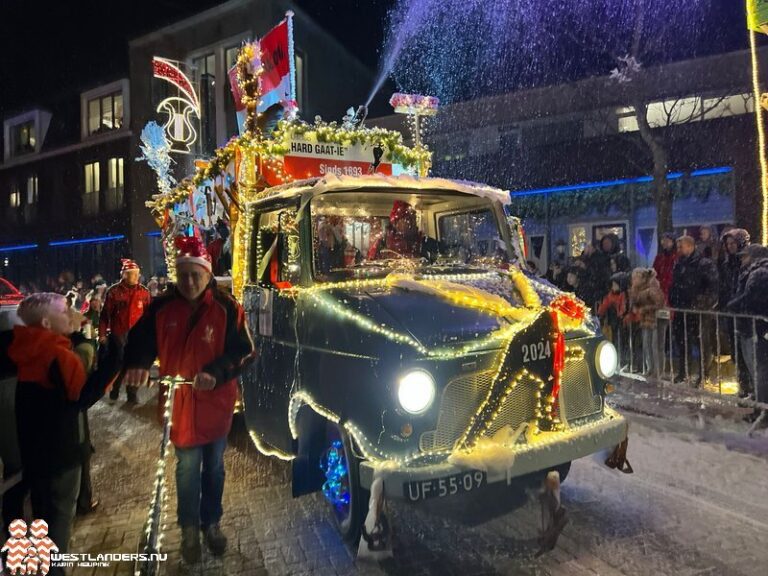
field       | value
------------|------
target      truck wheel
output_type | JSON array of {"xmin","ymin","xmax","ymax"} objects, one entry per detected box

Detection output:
[{"xmin": 320, "ymin": 423, "xmax": 367, "ymax": 544}]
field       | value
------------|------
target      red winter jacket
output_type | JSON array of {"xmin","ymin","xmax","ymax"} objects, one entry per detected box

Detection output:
[
  {"xmin": 99, "ymin": 281, "xmax": 151, "ymax": 340},
  {"xmin": 123, "ymin": 284, "xmax": 254, "ymax": 447},
  {"xmin": 597, "ymin": 291, "xmax": 627, "ymax": 321},
  {"xmin": 653, "ymin": 250, "xmax": 677, "ymax": 302}
]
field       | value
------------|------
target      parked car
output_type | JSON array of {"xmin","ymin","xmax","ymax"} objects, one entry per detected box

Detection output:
[
  {"xmin": 0, "ymin": 277, "xmax": 23, "ymax": 331},
  {"xmin": 238, "ymin": 174, "xmax": 627, "ymax": 541},
  {"xmin": 0, "ymin": 277, "xmax": 23, "ymax": 495}
]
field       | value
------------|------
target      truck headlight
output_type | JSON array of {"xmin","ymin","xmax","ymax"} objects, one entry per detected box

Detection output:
[
  {"xmin": 596, "ymin": 341, "xmax": 618, "ymax": 379},
  {"xmin": 397, "ymin": 370, "xmax": 436, "ymax": 414}
]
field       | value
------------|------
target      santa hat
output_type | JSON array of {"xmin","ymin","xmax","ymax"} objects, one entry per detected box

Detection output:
[
  {"xmin": 121, "ymin": 259, "xmax": 140, "ymax": 273},
  {"xmin": 175, "ymin": 236, "xmax": 212, "ymax": 273}
]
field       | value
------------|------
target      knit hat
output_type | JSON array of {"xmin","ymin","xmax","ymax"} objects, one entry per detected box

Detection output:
[
  {"xmin": 175, "ymin": 236, "xmax": 212, "ymax": 273},
  {"xmin": 721, "ymin": 228, "xmax": 751, "ymax": 251},
  {"xmin": 120, "ymin": 259, "xmax": 140, "ymax": 274}
]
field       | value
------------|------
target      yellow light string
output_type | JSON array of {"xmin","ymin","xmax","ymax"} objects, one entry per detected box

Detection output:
[
  {"xmin": 248, "ymin": 430, "xmax": 295, "ymax": 461},
  {"xmin": 749, "ymin": 18, "xmax": 768, "ymax": 243},
  {"xmin": 138, "ymin": 376, "xmax": 187, "ymax": 567}
]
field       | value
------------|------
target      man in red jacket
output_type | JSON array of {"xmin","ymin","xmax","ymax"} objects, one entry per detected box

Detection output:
[
  {"xmin": 123, "ymin": 237, "xmax": 254, "ymax": 564},
  {"xmin": 100, "ymin": 259, "xmax": 151, "ymax": 403},
  {"xmin": 652, "ymin": 232, "xmax": 678, "ymax": 302}
]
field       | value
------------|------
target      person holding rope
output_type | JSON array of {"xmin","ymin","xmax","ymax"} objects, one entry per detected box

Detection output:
[{"xmin": 122, "ymin": 237, "xmax": 254, "ymax": 564}]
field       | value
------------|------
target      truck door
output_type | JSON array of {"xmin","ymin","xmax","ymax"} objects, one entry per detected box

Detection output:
[{"xmin": 242, "ymin": 203, "xmax": 301, "ymax": 455}]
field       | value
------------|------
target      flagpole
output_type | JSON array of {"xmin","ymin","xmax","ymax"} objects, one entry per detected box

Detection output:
[{"xmin": 286, "ymin": 11, "xmax": 297, "ymax": 110}]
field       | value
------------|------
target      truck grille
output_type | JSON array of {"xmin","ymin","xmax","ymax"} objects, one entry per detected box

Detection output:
[
  {"xmin": 419, "ymin": 370, "xmax": 543, "ymax": 451},
  {"xmin": 484, "ymin": 374, "xmax": 541, "ymax": 438},
  {"xmin": 419, "ymin": 371, "xmax": 493, "ymax": 452},
  {"xmin": 559, "ymin": 354, "xmax": 602, "ymax": 423},
  {"xmin": 420, "ymin": 350, "xmax": 603, "ymax": 453}
]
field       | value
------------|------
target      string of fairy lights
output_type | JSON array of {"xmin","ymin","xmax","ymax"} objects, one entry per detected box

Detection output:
[
  {"xmin": 748, "ymin": 0, "xmax": 768, "ymax": 244},
  {"xmin": 273, "ymin": 268, "xmax": 590, "ymax": 464},
  {"xmin": 136, "ymin": 377, "xmax": 189, "ymax": 576},
  {"xmin": 141, "ymin": 36, "xmax": 599, "ymax": 483}
]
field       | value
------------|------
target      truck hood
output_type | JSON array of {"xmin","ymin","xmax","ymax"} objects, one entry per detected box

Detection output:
[
  {"xmin": 364, "ymin": 288, "xmax": 509, "ymax": 349},
  {"xmin": 311, "ymin": 271, "xmax": 598, "ymax": 354}
]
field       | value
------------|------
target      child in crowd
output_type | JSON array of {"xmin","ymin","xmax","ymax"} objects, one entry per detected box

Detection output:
[
  {"xmin": 7, "ymin": 293, "xmax": 120, "ymax": 565},
  {"xmin": 597, "ymin": 273, "xmax": 629, "ymax": 346},
  {"xmin": 564, "ymin": 266, "xmax": 586, "ymax": 300},
  {"xmin": 628, "ymin": 268, "xmax": 667, "ymax": 377}
]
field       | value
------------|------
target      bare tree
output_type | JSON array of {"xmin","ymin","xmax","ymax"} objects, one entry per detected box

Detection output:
[{"xmin": 571, "ymin": 1, "xmax": 739, "ymax": 233}]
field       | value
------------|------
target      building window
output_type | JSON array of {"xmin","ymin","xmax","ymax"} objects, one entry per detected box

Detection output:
[
  {"xmin": 10, "ymin": 189, "xmax": 21, "ymax": 208},
  {"xmin": 617, "ymin": 93, "xmax": 754, "ymax": 133},
  {"xmin": 11, "ymin": 122, "xmax": 36, "ymax": 156},
  {"xmin": 87, "ymin": 91, "xmax": 123, "ymax": 135},
  {"xmin": 106, "ymin": 157, "xmax": 124, "ymax": 211},
  {"xmin": 85, "ymin": 162, "xmax": 100, "ymax": 194},
  {"xmin": 84, "ymin": 161, "xmax": 100, "ymax": 215},
  {"xmin": 193, "ymin": 53, "xmax": 217, "ymax": 154},
  {"xmin": 26, "ymin": 175, "xmax": 38, "ymax": 204},
  {"xmin": 108, "ymin": 157, "xmax": 124, "ymax": 189},
  {"xmin": 225, "ymin": 46, "xmax": 241, "ymax": 137}
]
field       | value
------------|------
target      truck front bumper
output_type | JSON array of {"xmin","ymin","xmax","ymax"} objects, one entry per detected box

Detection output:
[{"xmin": 359, "ymin": 407, "xmax": 628, "ymax": 500}]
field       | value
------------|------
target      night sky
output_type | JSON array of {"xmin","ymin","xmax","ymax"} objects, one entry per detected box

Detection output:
[{"xmin": 0, "ymin": 0, "xmax": 750, "ymax": 116}]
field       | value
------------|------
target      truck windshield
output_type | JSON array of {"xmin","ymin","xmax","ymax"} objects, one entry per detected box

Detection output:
[{"xmin": 311, "ymin": 190, "xmax": 509, "ymax": 282}]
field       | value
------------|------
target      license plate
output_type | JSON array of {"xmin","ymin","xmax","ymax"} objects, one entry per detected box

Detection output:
[{"xmin": 404, "ymin": 470, "xmax": 486, "ymax": 502}]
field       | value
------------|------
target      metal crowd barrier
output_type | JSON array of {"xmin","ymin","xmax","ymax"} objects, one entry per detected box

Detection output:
[{"xmin": 606, "ymin": 307, "xmax": 768, "ymax": 412}]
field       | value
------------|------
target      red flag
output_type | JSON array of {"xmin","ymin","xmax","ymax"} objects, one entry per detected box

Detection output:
[
  {"xmin": 260, "ymin": 20, "xmax": 290, "ymax": 94},
  {"xmin": 258, "ymin": 15, "xmax": 296, "ymax": 113}
]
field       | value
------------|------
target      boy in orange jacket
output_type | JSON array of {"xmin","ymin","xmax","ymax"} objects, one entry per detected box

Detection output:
[
  {"xmin": 597, "ymin": 273, "xmax": 629, "ymax": 345},
  {"xmin": 7, "ymin": 293, "xmax": 121, "ymax": 568}
]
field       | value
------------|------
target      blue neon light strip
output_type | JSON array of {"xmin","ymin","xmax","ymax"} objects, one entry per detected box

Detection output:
[
  {"xmin": 145, "ymin": 231, "xmax": 161, "ymax": 237},
  {"xmin": 49, "ymin": 234, "xmax": 125, "ymax": 247},
  {"xmin": 0, "ymin": 243, "xmax": 39, "ymax": 253},
  {"xmin": 689, "ymin": 166, "xmax": 733, "ymax": 177},
  {"xmin": 511, "ymin": 166, "xmax": 733, "ymax": 197}
]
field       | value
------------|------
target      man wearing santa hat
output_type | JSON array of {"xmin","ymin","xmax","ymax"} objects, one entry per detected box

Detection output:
[
  {"xmin": 123, "ymin": 237, "xmax": 254, "ymax": 564},
  {"xmin": 100, "ymin": 259, "xmax": 151, "ymax": 403}
]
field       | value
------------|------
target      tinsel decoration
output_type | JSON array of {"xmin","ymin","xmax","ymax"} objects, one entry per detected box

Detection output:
[{"xmin": 137, "ymin": 121, "xmax": 176, "ymax": 196}]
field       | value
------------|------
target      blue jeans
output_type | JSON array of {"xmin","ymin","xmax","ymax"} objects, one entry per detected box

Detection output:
[{"xmin": 175, "ymin": 437, "xmax": 227, "ymax": 529}]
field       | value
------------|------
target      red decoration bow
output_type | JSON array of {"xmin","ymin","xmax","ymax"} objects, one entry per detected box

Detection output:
[{"xmin": 550, "ymin": 294, "xmax": 587, "ymax": 322}]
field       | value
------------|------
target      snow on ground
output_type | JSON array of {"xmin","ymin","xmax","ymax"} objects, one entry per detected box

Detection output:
[
  {"xmin": 64, "ymin": 389, "xmax": 768, "ymax": 575},
  {"xmin": 385, "ymin": 414, "xmax": 768, "ymax": 576}
]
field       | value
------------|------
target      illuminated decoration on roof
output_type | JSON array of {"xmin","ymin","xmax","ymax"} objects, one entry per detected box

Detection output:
[
  {"xmin": 144, "ymin": 18, "xmax": 436, "ymax": 293},
  {"xmin": 390, "ymin": 93, "xmax": 440, "ymax": 115},
  {"xmin": 152, "ymin": 57, "xmax": 201, "ymax": 154}
]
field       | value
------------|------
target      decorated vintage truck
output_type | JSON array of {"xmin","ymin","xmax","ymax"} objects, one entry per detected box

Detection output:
[
  {"xmin": 142, "ymin": 37, "xmax": 629, "ymax": 549},
  {"xmin": 235, "ymin": 172, "xmax": 628, "ymax": 544}
]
